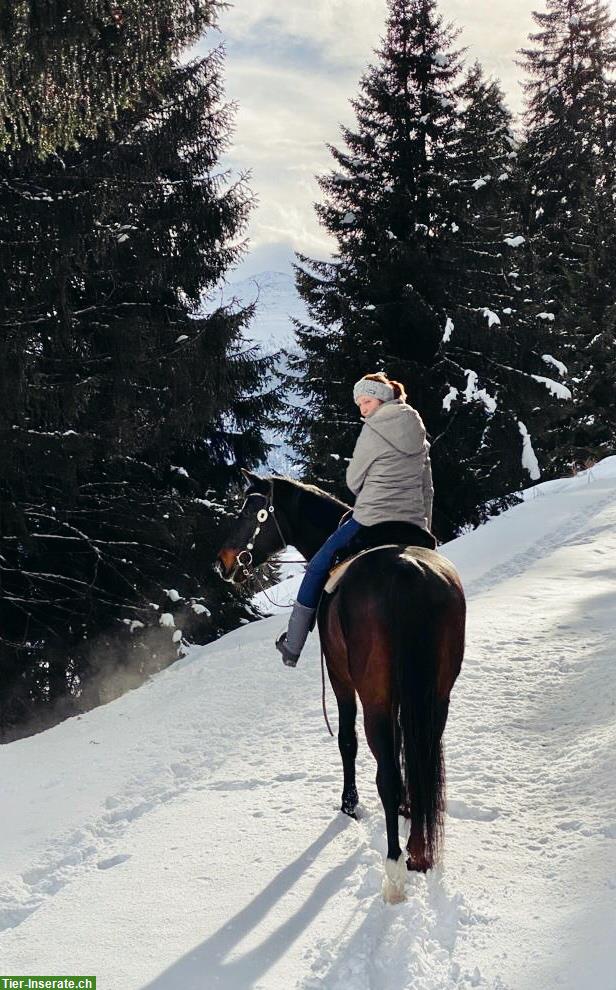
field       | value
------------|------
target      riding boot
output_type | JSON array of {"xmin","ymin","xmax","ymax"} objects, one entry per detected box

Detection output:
[{"xmin": 275, "ymin": 601, "xmax": 316, "ymax": 667}]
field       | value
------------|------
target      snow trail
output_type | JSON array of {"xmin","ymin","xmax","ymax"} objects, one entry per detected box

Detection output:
[{"xmin": 1, "ymin": 462, "xmax": 615, "ymax": 989}]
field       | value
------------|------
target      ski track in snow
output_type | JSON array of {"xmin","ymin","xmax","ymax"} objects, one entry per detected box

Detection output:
[{"xmin": 1, "ymin": 469, "xmax": 616, "ymax": 989}]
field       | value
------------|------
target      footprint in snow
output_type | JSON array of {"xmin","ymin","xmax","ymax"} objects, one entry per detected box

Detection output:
[
  {"xmin": 556, "ymin": 820, "xmax": 582, "ymax": 832},
  {"xmin": 209, "ymin": 778, "xmax": 261, "ymax": 791},
  {"xmin": 447, "ymin": 800, "xmax": 500, "ymax": 822},
  {"xmin": 169, "ymin": 762, "xmax": 192, "ymax": 779},
  {"xmin": 97, "ymin": 853, "xmax": 132, "ymax": 871}
]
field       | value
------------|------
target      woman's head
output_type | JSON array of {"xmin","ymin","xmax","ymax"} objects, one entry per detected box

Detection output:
[{"xmin": 353, "ymin": 373, "xmax": 407, "ymax": 416}]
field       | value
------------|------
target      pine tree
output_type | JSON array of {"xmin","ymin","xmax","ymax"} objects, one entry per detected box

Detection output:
[
  {"xmin": 290, "ymin": 0, "xmax": 568, "ymax": 538},
  {"xmin": 439, "ymin": 62, "xmax": 570, "ymax": 504},
  {"xmin": 519, "ymin": 0, "xmax": 616, "ymax": 468},
  {"xmin": 291, "ymin": 0, "xmax": 464, "ymax": 508},
  {"xmin": 0, "ymin": 1, "xmax": 219, "ymax": 154},
  {"xmin": 0, "ymin": 47, "xmax": 277, "ymax": 738}
]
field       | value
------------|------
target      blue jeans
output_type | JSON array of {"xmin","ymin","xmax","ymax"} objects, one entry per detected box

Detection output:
[{"xmin": 296, "ymin": 518, "xmax": 362, "ymax": 608}]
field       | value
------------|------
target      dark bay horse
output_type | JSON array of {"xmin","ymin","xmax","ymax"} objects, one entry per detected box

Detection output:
[{"xmin": 216, "ymin": 471, "xmax": 465, "ymax": 902}]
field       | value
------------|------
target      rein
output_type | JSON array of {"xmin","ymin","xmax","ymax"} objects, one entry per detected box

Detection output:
[
  {"xmin": 237, "ymin": 483, "xmax": 335, "ymax": 738},
  {"xmin": 321, "ymin": 642, "xmax": 334, "ymax": 737}
]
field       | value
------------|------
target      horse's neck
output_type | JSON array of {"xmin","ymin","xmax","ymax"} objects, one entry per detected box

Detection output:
[{"xmin": 276, "ymin": 483, "xmax": 344, "ymax": 561}]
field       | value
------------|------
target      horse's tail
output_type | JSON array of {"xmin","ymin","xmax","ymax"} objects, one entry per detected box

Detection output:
[{"xmin": 389, "ymin": 563, "xmax": 451, "ymax": 870}]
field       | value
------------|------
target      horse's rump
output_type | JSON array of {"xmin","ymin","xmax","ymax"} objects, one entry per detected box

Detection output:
[{"xmin": 327, "ymin": 546, "xmax": 464, "ymax": 691}]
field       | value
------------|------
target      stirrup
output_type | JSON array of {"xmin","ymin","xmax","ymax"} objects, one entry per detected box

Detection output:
[{"xmin": 275, "ymin": 632, "xmax": 299, "ymax": 667}]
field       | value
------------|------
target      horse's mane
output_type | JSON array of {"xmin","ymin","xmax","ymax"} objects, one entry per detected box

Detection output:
[{"xmin": 270, "ymin": 475, "xmax": 350, "ymax": 511}]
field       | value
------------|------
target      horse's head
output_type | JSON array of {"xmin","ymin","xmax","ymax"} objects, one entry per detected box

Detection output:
[{"xmin": 214, "ymin": 469, "xmax": 286, "ymax": 584}]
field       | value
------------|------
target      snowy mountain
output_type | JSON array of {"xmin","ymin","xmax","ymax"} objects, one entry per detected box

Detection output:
[
  {"xmin": 226, "ymin": 270, "xmax": 309, "ymax": 354},
  {"xmin": 224, "ymin": 270, "xmax": 310, "ymax": 475},
  {"xmin": 2, "ymin": 458, "xmax": 616, "ymax": 989}
]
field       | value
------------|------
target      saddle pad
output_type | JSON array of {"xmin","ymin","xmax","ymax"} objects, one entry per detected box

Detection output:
[{"xmin": 324, "ymin": 544, "xmax": 402, "ymax": 595}]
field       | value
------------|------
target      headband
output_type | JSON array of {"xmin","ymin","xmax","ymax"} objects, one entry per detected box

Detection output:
[{"xmin": 353, "ymin": 377, "xmax": 395, "ymax": 404}]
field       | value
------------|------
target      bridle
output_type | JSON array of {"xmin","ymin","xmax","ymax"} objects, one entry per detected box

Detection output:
[
  {"xmin": 234, "ymin": 486, "xmax": 288, "ymax": 580},
  {"xmin": 227, "ymin": 483, "xmax": 335, "ymax": 738}
]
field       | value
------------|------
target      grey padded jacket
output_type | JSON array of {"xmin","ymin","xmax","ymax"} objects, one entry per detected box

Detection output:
[{"xmin": 346, "ymin": 398, "xmax": 434, "ymax": 530}]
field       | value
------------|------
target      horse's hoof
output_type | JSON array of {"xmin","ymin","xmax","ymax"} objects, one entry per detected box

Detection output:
[
  {"xmin": 382, "ymin": 853, "xmax": 407, "ymax": 903},
  {"xmin": 341, "ymin": 786, "xmax": 358, "ymax": 818},
  {"xmin": 406, "ymin": 855, "xmax": 430, "ymax": 873},
  {"xmin": 383, "ymin": 882, "xmax": 407, "ymax": 905}
]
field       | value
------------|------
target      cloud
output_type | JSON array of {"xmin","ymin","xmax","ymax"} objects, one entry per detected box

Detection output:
[
  {"xmin": 201, "ymin": 2, "xmax": 552, "ymax": 276},
  {"xmin": 221, "ymin": 0, "xmax": 387, "ymax": 66},
  {"xmin": 222, "ymin": 57, "xmax": 352, "ymax": 261}
]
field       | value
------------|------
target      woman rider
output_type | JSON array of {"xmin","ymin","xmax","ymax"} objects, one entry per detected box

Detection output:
[{"xmin": 276, "ymin": 372, "xmax": 434, "ymax": 667}]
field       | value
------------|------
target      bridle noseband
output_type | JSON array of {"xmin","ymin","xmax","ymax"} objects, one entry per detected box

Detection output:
[{"xmin": 234, "ymin": 486, "xmax": 287, "ymax": 580}]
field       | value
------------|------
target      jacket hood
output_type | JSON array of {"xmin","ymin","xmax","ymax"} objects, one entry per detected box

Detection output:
[{"xmin": 364, "ymin": 398, "xmax": 425, "ymax": 455}]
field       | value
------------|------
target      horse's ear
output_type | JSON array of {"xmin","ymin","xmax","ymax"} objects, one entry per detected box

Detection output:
[
  {"xmin": 240, "ymin": 467, "xmax": 258, "ymax": 488},
  {"xmin": 240, "ymin": 468, "xmax": 269, "ymax": 493}
]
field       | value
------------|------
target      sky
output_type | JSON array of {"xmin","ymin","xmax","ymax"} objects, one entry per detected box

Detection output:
[{"xmin": 197, "ymin": 1, "xmax": 549, "ymax": 277}]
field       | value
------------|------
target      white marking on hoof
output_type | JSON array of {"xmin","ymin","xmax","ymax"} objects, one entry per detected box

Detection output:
[{"xmin": 382, "ymin": 853, "xmax": 407, "ymax": 904}]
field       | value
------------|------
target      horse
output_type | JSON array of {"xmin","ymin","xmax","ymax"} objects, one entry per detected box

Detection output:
[{"xmin": 215, "ymin": 470, "xmax": 465, "ymax": 903}]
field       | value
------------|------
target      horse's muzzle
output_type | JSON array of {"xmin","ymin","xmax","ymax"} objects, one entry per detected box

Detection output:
[{"xmin": 215, "ymin": 549, "xmax": 249, "ymax": 584}]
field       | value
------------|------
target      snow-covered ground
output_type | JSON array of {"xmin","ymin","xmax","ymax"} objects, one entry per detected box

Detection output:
[{"xmin": 2, "ymin": 459, "xmax": 616, "ymax": 990}]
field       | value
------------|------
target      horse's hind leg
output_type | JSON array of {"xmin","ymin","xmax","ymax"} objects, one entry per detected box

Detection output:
[
  {"xmin": 332, "ymin": 679, "xmax": 359, "ymax": 817},
  {"xmin": 365, "ymin": 709, "xmax": 406, "ymax": 903}
]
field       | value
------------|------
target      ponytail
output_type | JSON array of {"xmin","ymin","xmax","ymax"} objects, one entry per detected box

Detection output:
[
  {"xmin": 389, "ymin": 379, "xmax": 407, "ymax": 401},
  {"xmin": 362, "ymin": 372, "xmax": 407, "ymax": 403}
]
